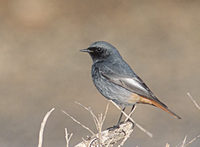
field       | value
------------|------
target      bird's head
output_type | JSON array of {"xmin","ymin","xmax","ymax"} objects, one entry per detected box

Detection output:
[{"xmin": 80, "ymin": 41, "xmax": 121, "ymax": 62}]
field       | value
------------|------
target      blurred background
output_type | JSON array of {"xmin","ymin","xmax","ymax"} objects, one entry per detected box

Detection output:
[{"xmin": 0, "ymin": 0, "xmax": 200, "ymax": 147}]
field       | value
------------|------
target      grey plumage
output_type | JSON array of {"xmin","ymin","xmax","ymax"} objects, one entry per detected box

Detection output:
[
  {"xmin": 84, "ymin": 41, "xmax": 158, "ymax": 105},
  {"xmin": 81, "ymin": 41, "xmax": 181, "ymax": 119}
]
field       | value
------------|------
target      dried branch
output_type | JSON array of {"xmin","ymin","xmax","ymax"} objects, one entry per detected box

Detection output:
[
  {"xmin": 180, "ymin": 136, "xmax": 187, "ymax": 147},
  {"xmin": 64, "ymin": 102, "xmax": 135, "ymax": 146},
  {"xmin": 62, "ymin": 110, "xmax": 95, "ymax": 135},
  {"xmin": 110, "ymin": 100, "xmax": 153, "ymax": 138},
  {"xmin": 74, "ymin": 102, "xmax": 110, "ymax": 145},
  {"xmin": 75, "ymin": 121, "xmax": 134, "ymax": 147},
  {"xmin": 65, "ymin": 128, "xmax": 73, "ymax": 147},
  {"xmin": 38, "ymin": 108, "xmax": 55, "ymax": 147},
  {"xmin": 175, "ymin": 134, "xmax": 200, "ymax": 147},
  {"xmin": 185, "ymin": 134, "xmax": 200, "ymax": 146},
  {"xmin": 187, "ymin": 92, "xmax": 200, "ymax": 110},
  {"xmin": 125, "ymin": 105, "xmax": 136, "ymax": 122},
  {"xmin": 75, "ymin": 102, "xmax": 109, "ymax": 132}
]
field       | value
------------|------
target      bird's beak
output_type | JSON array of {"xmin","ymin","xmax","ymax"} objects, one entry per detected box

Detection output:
[{"xmin": 80, "ymin": 48, "xmax": 93, "ymax": 53}]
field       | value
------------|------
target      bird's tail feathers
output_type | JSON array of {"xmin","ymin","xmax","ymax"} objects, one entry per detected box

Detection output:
[{"xmin": 139, "ymin": 97, "xmax": 181, "ymax": 119}]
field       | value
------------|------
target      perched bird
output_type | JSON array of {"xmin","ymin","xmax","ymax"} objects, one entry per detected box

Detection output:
[{"xmin": 81, "ymin": 41, "xmax": 181, "ymax": 125}]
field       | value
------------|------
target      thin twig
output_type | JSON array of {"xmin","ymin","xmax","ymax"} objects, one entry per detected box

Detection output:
[
  {"xmin": 176, "ymin": 134, "xmax": 200, "ymax": 147},
  {"xmin": 175, "ymin": 140, "xmax": 182, "ymax": 147},
  {"xmin": 185, "ymin": 134, "xmax": 200, "ymax": 146},
  {"xmin": 187, "ymin": 92, "xmax": 200, "ymax": 110},
  {"xmin": 176, "ymin": 136, "xmax": 187, "ymax": 147},
  {"xmin": 38, "ymin": 108, "xmax": 55, "ymax": 147},
  {"xmin": 65, "ymin": 128, "xmax": 73, "ymax": 147},
  {"xmin": 181, "ymin": 136, "xmax": 187, "ymax": 147},
  {"xmin": 119, "ymin": 105, "xmax": 136, "ymax": 146},
  {"xmin": 98, "ymin": 103, "xmax": 110, "ymax": 145},
  {"xmin": 75, "ymin": 102, "xmax": 99, "ymax": 130},
  {"xmin": 110, "ymin": 100, "xmax": 153, "ymax": 138},
  {"xmin": 125, "ymin": 105, "xmax": 137, "ymax": 122},
  {"xmin": 102, "ymin": 103, "xmax": 109, "ymax": 126},
  {"xmin": 62, "ymin": 110, "xmax": 95, "ymax": 135},
  {"xmin": 75, "ymin": 102, "xmax": 110, "ymax": 145}
]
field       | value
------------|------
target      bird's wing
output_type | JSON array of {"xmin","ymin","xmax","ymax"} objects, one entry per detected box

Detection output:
[
  {"xmin": 99, "ymin": 65, "xmax": 181, "ymax": 119},
  {"xmin": 100, "ymin": 65, "xmax": 166, "ymax": 105}
]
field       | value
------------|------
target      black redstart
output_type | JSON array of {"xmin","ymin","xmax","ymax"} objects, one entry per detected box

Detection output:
[{"xmin": 81, "ymin": 41, "xmax": 181, "ymax": 125}]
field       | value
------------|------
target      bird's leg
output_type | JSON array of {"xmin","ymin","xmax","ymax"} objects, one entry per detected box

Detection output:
[
  {"xmin": 116, "ymin": 107, "xmax": 126, "ymax": 127},
  {"xmin": 107, "ymin": 107, "xmax": 126, "ymax": 131},
  {"xmin": 126, "ymin": 104, "xmax": 135, "ymax": 126},
  {"xmin": 130, "ymin": 104, "xmax": 135, "ymax": 115}
]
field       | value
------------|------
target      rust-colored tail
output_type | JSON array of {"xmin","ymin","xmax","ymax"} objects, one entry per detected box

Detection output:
[
  {"xmin": 151, "ymin": 100, "xmax": 181, "ymax": 119},
  {"xmin": 139, "ymin": 97, "xmax": 181, "ymax": 119}
]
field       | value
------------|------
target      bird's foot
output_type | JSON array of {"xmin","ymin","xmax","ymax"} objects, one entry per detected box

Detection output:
[
  {"xmin": 126, "ymin": 119, "xmax": 135, "ymax": 128},
  {"xmin": 107, "ymin": 121, "xmax": 124, "ymax": 131},
  {"xmin": 107, "ymin": 125, "xmax": 120, "ymax": 131}
]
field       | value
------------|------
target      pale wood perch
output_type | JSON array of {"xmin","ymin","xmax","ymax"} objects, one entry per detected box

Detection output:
[
  {"xmin": 75, "ymin": 121, "xmax": 134, "ymax": 147},
  {"xmin": 63, "ymin": 101, "xmax": 151, "ymax": 146}
]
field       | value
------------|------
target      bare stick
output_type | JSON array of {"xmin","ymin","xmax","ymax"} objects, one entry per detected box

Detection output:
[
  {"xmin": 97, "ymin": 103, "xmax": 110, "ymax": 145},
  {"xmin": 187, "ymin": 92, "xmax": 200, "ymax": 110},
  {"xmin": 176, "ymin": 134, "xmax": 200, "ymax": 147},
  {"xmin": 75, "ymin": 121, "xmax": 134, "ymax": 147},
  {"xmin": 66, "ymin": 102, "xmax": 134, "ymax": 146},
  {"xmin": 110, "ymin": 100, "xmax": 153, "ymax": 138},
  {"xmin": 75, "ymin": 102, "xmax": 99, "ymax": 131},
  {"xmin": 38, "ymin": 108, "xmax": 55, "ymax": 147},
  {"xmin": 75, "ymin": 102, "xmax": 110, "ymax": 145},
  {"xmin": 180, "ymin": 136, "xmax": 187, "ymax": 147},
  {"xmin": 65, "ymin": 128, "xmax": 73, "ymax": 147},
  {"xmin": 62, "ymin": 110, "xmax": 95, "ymax": 135},
  {"xmin": 102, "ymin": 103, "xmax": 109, "ymax": 126},
  {"xmin": 185, "ymin": 134, "xmax": 200, "ymax": 146},
  {"xmin": 75, "ymin": 102, "xmax": 109, "ymax": 131},
  {"xmin": 125, "ymin": 105, "xmax": 137, "ymax": 122}
]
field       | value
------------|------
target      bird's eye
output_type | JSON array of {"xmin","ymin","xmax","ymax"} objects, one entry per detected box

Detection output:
[{"xmin": 96, "ymin": 48, "xmax": 102, "ymax": 52}]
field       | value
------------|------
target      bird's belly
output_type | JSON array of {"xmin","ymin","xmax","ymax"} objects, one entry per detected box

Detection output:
[{"xmin": 93, "ymin": 76, "xmax": 134, "ymax": 106}]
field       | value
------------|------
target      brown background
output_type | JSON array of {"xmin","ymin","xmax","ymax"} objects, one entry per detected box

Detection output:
[{"xmin": 0, "ymin": 0, "xmax": 200, "ymax": 147}]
